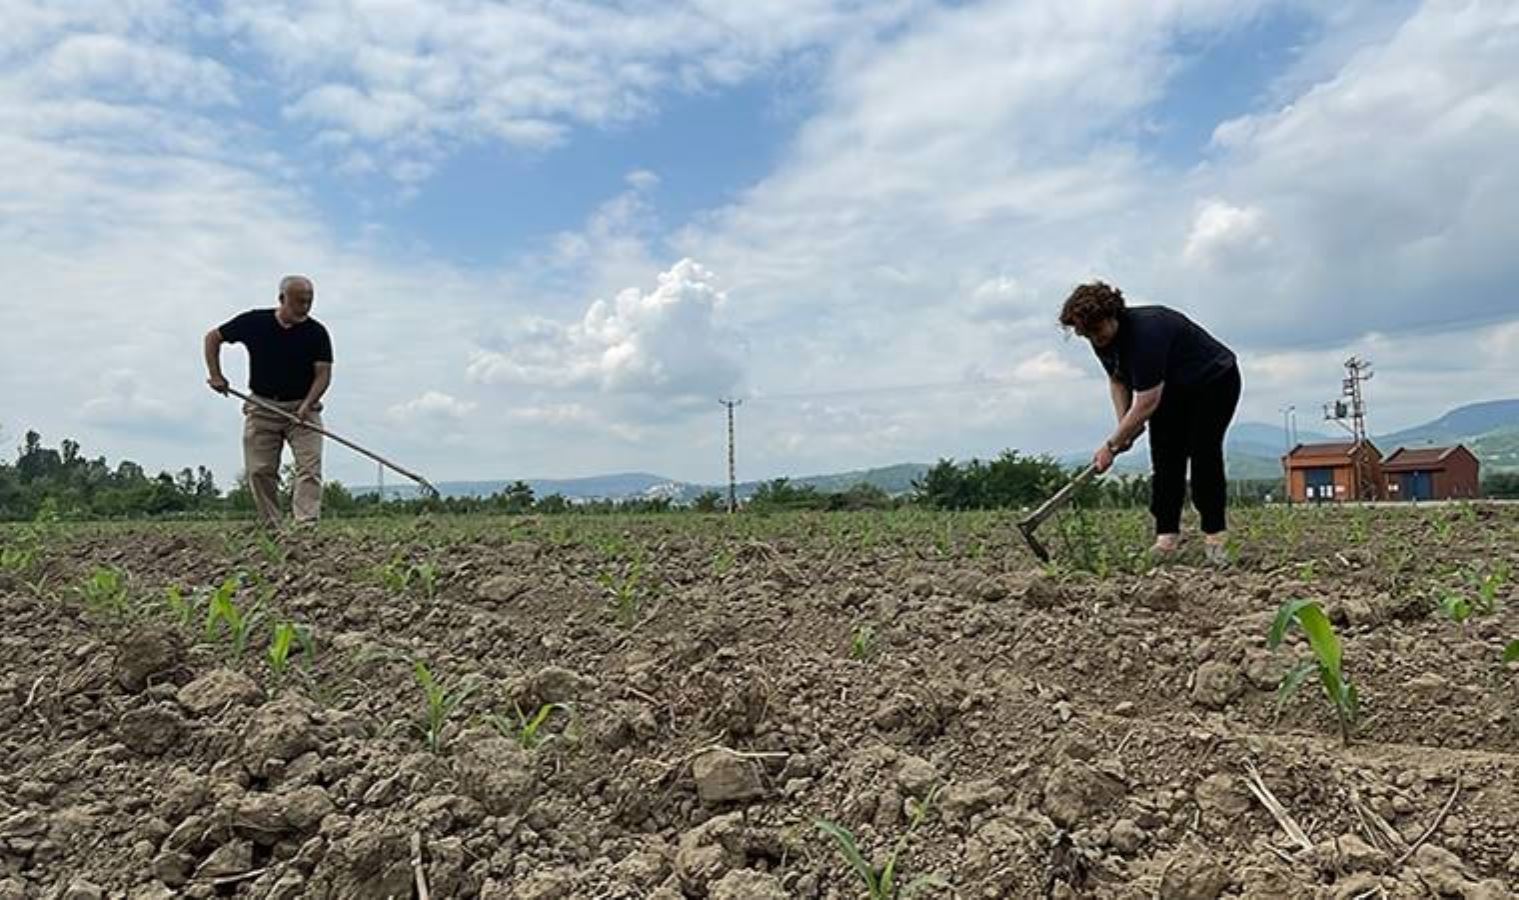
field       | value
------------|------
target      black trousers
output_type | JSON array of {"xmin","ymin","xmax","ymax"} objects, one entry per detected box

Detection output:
[{"xmin": 1147, "ymin": 365, "xmax": 1241, "ymax": 535}]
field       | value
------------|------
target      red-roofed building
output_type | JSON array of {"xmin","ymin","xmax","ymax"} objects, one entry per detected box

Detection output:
[
  {"xmin": 1283, "ymin": 441, "xmax": 1385, "ymax": 502},
  {"xmin": 1382, "ymin": 445, "xmax": 1481, "ymax": 501}
]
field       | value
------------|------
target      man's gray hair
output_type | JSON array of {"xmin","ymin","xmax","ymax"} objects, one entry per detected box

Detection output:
[{"xmin": 279, "ymin": 275, "xmax": 314, "ymax": 297}]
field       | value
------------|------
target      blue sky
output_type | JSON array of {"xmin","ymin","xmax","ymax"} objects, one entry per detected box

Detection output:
[{"xmin": 3, "ymin": 0, "xmax": 1518, "ymax": 489}]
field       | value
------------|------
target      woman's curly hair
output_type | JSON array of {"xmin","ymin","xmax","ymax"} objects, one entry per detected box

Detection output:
[{"xmin": 1058, "ymin": 281, "xmax": 1125, "ymax": 334}]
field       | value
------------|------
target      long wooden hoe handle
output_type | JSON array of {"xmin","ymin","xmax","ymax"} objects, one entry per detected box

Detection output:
[
  {"xmin": 1023, "ymin": 463, "xmax": 1099, "ymax": 529},
  {"xmin": 224, "ymin": 386, "xmax": 440, "ymax": 499}
]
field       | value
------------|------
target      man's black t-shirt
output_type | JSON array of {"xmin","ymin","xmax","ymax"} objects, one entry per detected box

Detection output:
[
  {"xmin": 1094, "ymin": 306, "xmax": 1234, "ymax": 392},
  {"xmin": 219, "ymin": 309, "xmax": 333, "ymax": 401}
]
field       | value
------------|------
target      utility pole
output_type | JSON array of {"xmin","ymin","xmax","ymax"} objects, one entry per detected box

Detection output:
[
  {"xmin": 1324, "ymin": 357, "xmax": 1375, "ymax": 500},
  {"xmin": 719, "ymin": 399, "xmax": 741, "ymax": 514},
  {"xmin": 1280, "ymin": 404, "xmax": 1295, "ymax": 505}
]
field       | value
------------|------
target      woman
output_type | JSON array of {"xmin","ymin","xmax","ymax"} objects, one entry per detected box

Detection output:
[{"xmin": 1059, "ymin": 281, "xmax": 1240, "ymax": 563}]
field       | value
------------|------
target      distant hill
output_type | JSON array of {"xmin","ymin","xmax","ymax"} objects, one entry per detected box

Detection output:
[
  {"xmin": 1376, "ymin": 399, "xmax": 1519, "ymax": 450},
  {"xmin": 358, "ymin": 464, "xmax": 933, "ymax": 502},
  {"xmin": 361, "ymin": 400, "xmax": 1519, "ymax": 501}
]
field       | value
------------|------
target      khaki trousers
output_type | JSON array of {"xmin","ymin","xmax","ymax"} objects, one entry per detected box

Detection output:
[{"xmin": 243, "ymin": 398, "xmax": 324, "ymax": 526}]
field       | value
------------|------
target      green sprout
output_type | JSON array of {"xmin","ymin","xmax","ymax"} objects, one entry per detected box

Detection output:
[
  {"xmin": 1439, "ymin": 590, "xmax": 1473, "ymax": 624},
  {"xmin": 412, "ymin": 660, "xmax": 478, "ymax": 753},
  {"xmin": 376, "ymin": 556, "xmax": 440, "ymax": 599},
  {"xmin": 376, "ymin": 555, "xmax": 412, "ymax": 592},
  {"xmin": 489, "ymin": 702, "xmax": 569, "ymax": 750},
  {"xmin": 1268, "ymin": 599, "xmax": 1358, "ymax": 746},
  {"xmin": 267, "ymin": 621, "xmax": 314, "ymax": 685},
  {"xmin": 850, "ymin": 623, "xmax": 878, "ymax": 661},
  {"xmin": 0, "ymin": 543, "xmax": 36, "ymax": 574},
  {"xmin": 1504, "ymin": 640, "xmax": 1518, "ymax": 665},
  {"xmin": 254, "ymin": 530, "xmax": 287, "ymax": 566},
  {"xmin": 814, "ymin": 787, "xmax": 947, "ymax": 899},
  {"xmin": 204, "ymin": 575, "xmax": 264, "ymax": 659},
  {"xmin": 1470, "ymin": 562, "xmax": 1508, "ymax": 616},
  {"xmin": 78, "ymin": 567, "xmax": 132, "ymax": 618},
  {"xmin": 410, "ymin": 561, "xmax": 440, "ymax": 600},
  {"xmin": 160, "ymin": 585, "xmax": 199, "ymax": 630},
  {"xmin": 597, "ymin": 556, "xmax": 646, "ymax": 627}
]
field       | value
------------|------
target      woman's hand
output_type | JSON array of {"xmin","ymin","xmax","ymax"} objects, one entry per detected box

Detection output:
[{"xmin": 1093, "ymin": 442, "xmax": 1116, "ymax": 474}]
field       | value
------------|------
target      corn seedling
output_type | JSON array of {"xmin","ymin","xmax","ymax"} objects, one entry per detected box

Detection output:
[
  {"xmin": 254, "ymin": 530, "xmax": 287, "ymax": 566},
  {"xmin": 0, "ymin": 544, "xmax": 36, "ymax": 574},
  {"xmin": 1268, "ymin": 598, "xmax": 1358, "ymax": 746},
  {"xmin": 267, "ymin": 621, "xmax": 314, "ymax": 685},
  {"xmin": 376, "ymin": 555, "xmax": 412, "ymax": 592},
  {"xmin": 413, "ymin": 660, "xmax": 479, "ymax": 753},
  {"xmin": 814, "ymin": 787, "xmax": 947, "ymax": 900},
  {"xmin": 489, "ymin": 702, "xmax": 569, "ymax": 750},
  {"xmin": 1504, "ymin": 640, "xmax": 1519, "ymax": 665},
  {"xmin": 850, "ymin": 623, "xmax": 878, "ymax": 661},
  {"xmin": 712, "ymin": 546, "xmax": 736, "ymax": 576},
  {"xmin": 1470, "ymin": 563, "xmax": 1508, "ymax": 616},
  {"xmin": 597, "ymin": 556, "xmax": 646, "ymax": 627},
  {"xmin": 78, "ymin": 567, "xmax": 132, "ymax": 618},
  {"xmin": 204, "ymin": 576, "xmax": 264, "ymax": 659},
  {"xmin": 410, "ymin": 561, "xmax": 440, "ymax": 599},
  {"xmin": 160, "ymin": 585, "xmax": 199, "ymax": 630},
  {"xmin": 376, "ymin": 556, "xmax": 441, "ymax": 599},
  {"xmin": 1439, "ymin": 590, "xmax": 1473, "ymax": 624}
]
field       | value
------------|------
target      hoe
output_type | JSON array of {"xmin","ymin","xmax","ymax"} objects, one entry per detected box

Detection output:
[
  {"xmin": 225, "ymin": 387, "xmax": 440, "ymax": 499},
  {"xmin": 1017, "ymin": 463, "xmax": 1098, "ymax": 563}
]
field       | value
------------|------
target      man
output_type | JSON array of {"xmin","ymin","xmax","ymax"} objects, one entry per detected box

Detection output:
[
  {"xmin": 204, "ymin": 275, "xmax": 333, "ymax": 527},
  {"xmin": 1058, "ymin": 281, "xmax": 1240, "ymax": 564}
]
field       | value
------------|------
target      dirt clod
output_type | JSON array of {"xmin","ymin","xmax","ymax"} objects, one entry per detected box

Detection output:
[
  {"xmin": 1043, "ymin": 762, "xmax": 1124, "ymax": 828},
  {"xmin": 177, "ymin": 669, "xmax": 263, "ymax": 715},
  {"xmin": 114, "ymin": 628, "xmax": 183, "ymax": 693},
  {"xmin": 710, "ymin": 868, "xmax": 788, "ymax": 900},
  {"xmin": 692, "ymin": 749, "xmax": 765, "ymax": 805}
]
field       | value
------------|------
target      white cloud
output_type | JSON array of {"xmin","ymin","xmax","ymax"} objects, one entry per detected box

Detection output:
[
  {"xmin": 35, "ymin": 32, "xmax": 237, "ymax": 106},
  {"xmin": 1182, "ymin": 200, "xmax": 1271, "ymax": 269},
  {"xmin": 386, "ymin": 391, "xmax": 478, "ymax": 425},
  {"xmin": 4, "ymin": 0, "xmax": 1519, "ymax": 489},
  {"xmin": 467, "ymin": 258, "xmax": 743, "ymax": 411},
  {"xmin": 219, "ymin": 0, "xmax": 924, "ymax": 182},
  {"xmin": 80, "ymin": 370, "xmax": 204, "ymax": 438}
]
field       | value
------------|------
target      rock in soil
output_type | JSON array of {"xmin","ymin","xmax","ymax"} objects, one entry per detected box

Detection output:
[
  {"xmin": 119, "ymin": 704, "xmax": 185, "ymax": 756},
  {"xmin": 710, "ymin": 868, "xmax": 788, "ymax": 900},
  {"xmin": 1190, "ymin": 660, "xmax": 1242, "ymax": 710},
  {"xmin": 114, "ymin": 628, "xmax": 183, "ymax": 693},
  {"xmin": 177, "ymin": 668, "xmax": 263, "ymax": 715},
  {"xmin": 692, "ymin": 750, "xmax": 765, "ymax": 805},
  {"xmin": 1160, "ymin": 851, "xmax": 1231, "ymax": 900},
  {"xmin": 451, "ymin": 732, "xmax": 537, "ymax": 816},
  {"xmin": 1043, "ymin": 762, "xmax": 1124, "ymax": 828}
]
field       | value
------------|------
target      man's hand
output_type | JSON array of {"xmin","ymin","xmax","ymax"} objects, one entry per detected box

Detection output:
[
  {"xmin": 295, "ymin": 402, "xmax": 313, "ymax": 423},
  {"xmin": 1093, "ymin": 442, "xmax": 1116, "ymax": 474},
  {"xmin": 207, "ymin": 374, "xmax": 230, "ymax": 395}
]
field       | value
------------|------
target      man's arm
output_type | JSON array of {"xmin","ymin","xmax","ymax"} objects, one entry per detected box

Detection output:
[
  {"xmin": 296, "ymin": 362, "xmax": 332, "ymax": 420},
  {"xmin": 204, "ymin": 328, "xmax": 229, "ymax": 394}
]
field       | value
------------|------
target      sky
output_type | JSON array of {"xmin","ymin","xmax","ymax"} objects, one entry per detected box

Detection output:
[{"xmin": 3, "ymin": 0, "xmax": 1519, "ymax": 489}]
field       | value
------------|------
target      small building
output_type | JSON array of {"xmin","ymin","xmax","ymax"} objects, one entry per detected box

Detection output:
[
  {"xmin": 1283, "ymin": 441, "xmax": 1385, "ymax": 502},
  {"xmin": 1382, "ymin": 445, "xmax": 1481, "ymax": 501}
]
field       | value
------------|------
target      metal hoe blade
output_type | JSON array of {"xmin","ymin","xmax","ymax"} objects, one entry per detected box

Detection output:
[{"xmin": 1017, "ymin": 464, "xmax": 1099, "ymax": 563}]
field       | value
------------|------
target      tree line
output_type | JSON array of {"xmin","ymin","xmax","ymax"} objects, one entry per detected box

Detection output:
[{"xmin": 3, "ymin": 428, "xmax": 1515, "ymax": 522}]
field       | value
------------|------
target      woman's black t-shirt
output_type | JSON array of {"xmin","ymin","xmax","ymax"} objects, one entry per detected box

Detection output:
[{"xmin": 1094, "ymin": 306, "xmax": 1234, "ymax": 392}]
